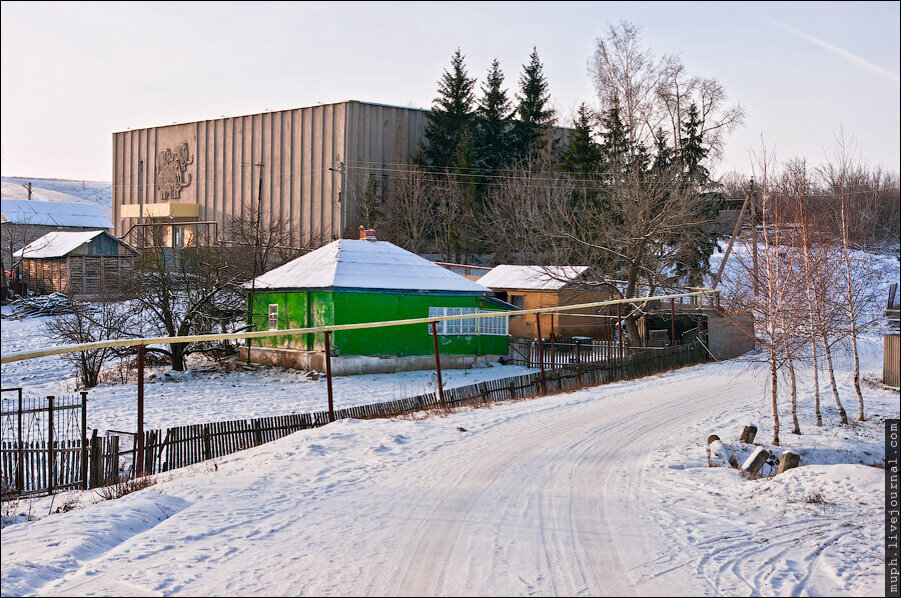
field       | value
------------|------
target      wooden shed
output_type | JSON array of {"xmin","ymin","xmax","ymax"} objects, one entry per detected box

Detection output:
[
  {"xmin": 477, "ymin": 265, "xmax": 620, "ymax": 340},
  {"xmin": 15, "ymin": 230, "xmax": 137, "ymax": 300}
]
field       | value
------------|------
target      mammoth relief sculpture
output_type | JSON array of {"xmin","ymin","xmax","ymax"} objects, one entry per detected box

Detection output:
[{"xmin": 156, "ymin": 142, "xmax": 194, "ymax": 200}]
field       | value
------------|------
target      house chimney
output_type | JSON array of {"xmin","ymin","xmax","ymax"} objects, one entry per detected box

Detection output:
[{"xmin": 358, "ymin": 226, "xmax": 377, "ymax": 241}]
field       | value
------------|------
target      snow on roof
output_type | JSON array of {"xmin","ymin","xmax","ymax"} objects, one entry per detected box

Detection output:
[
  {"xmin": 477, "ymin": 265, "xmax": 590, "ymax": 291},
  {"xmin": 1, "ymin": 198, "xmax": 112, "ymax": 229},
  {"xmin": 14, "ymin": 230, "xmax": 130, "ymax": 259},
  {"xmin": 247, "ymin": 239, "xmax": 491, "ymax": 294}
]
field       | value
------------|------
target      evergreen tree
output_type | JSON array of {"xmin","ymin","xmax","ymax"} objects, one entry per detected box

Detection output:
[
  {"xmin": 598, "ymin": 95, "xmax": 631, "ymax": 177},
  {"xmin": 511, "ymin": 48, "xmax": 555, "ymax": 162},
  {"xmin": 678, "ymin": 103, "xmax": 710, "ymax": 188},
  {"xmin": 452, "ymin": 130, "xmax": 478, "ymax": 212},
  {"xmin": 651, "ymin": 127, "xmax": 673, "ymax": 177},
  {"xmin": 421, "ymin": 49, "xmax": 477, "ymax": 170},
  {"xmin": 674, "ymin": 104, "xmax": 718, "ymax": 286},
  {"xmin": 559, "ymin": 103, "xmax": 602, "ymax": 177},
  {"xmin": 473, "ymin": 59, "xmax": 512, "ymax": 175}
]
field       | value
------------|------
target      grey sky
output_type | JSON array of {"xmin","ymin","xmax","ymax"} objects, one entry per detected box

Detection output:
[{"xmin": 1, "ymin": 1, "xmax": 898, "ymax": 181}]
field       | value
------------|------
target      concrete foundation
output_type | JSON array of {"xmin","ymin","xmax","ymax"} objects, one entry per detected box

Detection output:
[
  {"xmin": 708, "ymin": 314, "xmax": 755, "ymax": 360},
  {"xmin": 238, "ymin": 346, "xmax": 503, "ymax": 376}
]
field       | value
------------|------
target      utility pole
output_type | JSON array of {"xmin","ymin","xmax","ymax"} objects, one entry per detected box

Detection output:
[
  {"xmin": 137, "ymin": 159, "xmax": 144, "ymax": 235},
  {"xmin": 255, "ymin": 160, "xmax": 264, "ymax": 275},
  {"xmin": 247, "ymin": 161, "xmax": 264, "ymax": 365},
  {"xmin": 712, "ymin": 190, "xmax": 751, "ymax": 290},
  {"xmin": 26, "ymin": 182, "xmax": 32, "ymax": 201},
  {"xmin": 749, "ymin": 178, "xmax": 758, "ymax": 298},
  {"xmin": 330, "ymin": 161, "xmax": 346, "ymax": 239}
]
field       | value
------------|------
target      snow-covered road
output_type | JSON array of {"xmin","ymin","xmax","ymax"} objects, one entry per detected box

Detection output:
[{"xmin": 4, "ymin": 362, "xmax": 768, "ymax": 596}]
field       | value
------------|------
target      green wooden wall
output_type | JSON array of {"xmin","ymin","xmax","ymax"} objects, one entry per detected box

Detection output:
[{"xmin": 249, "ymin": 290, "xmax": 509, "ymax": 357}]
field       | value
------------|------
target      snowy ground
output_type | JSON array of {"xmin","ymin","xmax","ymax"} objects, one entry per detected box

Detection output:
[
  {"xmin": 1, "ymin": 311, "xmax": 537, "ymax": 434},
  {"xmin": 1, "ymin": 332, "xmax": 896, "ymax": 596},
  {"xmin": 1, "ymin": 177, "xmax": 111, "ymax": 216}
]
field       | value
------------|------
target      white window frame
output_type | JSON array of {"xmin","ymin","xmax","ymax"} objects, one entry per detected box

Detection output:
[
  {"xmin": 268, "ymin": 304, "xmax": 279, "ymax": 331},
  {"xmin": 428, "ymin": 307, "xmax": 509, "ymax": 336}
]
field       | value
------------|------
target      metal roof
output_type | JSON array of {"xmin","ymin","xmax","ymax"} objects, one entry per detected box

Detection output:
[
  {"xmin": 247, "ymin": 239, "xmax": 491, "ymax": 294},
  {"xmin": 477, "ymin": 265, "xmax": 591, "ymax": 291},
  {"xmin": 1, "ymin": 199, "xmax": 112, "ymax": 229},
  {"xmin": 15, "ymin": 230, "xmax": 134, "ymax": 259}
]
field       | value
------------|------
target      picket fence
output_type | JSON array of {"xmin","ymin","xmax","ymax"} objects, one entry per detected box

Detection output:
[{"xmin": 135, "ymin": 341, "xmax": 706, "ymax": 475}]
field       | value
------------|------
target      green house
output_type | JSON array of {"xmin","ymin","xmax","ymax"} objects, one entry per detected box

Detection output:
[{"xmin": 242, "ymin": 236, "xmax": 514, "ymax": 375}]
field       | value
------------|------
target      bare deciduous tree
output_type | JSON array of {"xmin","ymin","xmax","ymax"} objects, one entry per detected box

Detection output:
[
  {"xmin": 379, "ymin": 166, "xmax": 433, "ymax": 254},
  {"xmin": 45, "ymin": 300, "xmax": 133, "ymax": 388}
]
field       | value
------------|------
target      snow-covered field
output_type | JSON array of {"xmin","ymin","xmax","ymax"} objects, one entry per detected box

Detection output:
[
  {"xmin": 1, "ymin": 332, "xmax": 896, "ymax": 596},
  {"xmin": 1, "ymin": 177, "xmax": 111, "ymax": 216},
  {"xmin": 0, "ymin": 311, "xmax": 537, "ymax": 434}
]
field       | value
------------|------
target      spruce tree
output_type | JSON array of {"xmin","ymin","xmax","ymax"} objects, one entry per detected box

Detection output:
[
  {"xmin": 651, "ymin": 127, "xmax": 673, "ymax": 177},
  {"xmin": 421, "ymin": 49, "xmax": 477, "ymax": 170},
  {"xmin": 679, "ymin": 103, "xmax": 710, "ymax": 188},
  {"xmin": 674, "ymin": 103, "xmax": 717, "ymax": 286},
  {"xmin": 511, "ymin": 48, "xmax": 555, "ymax": 163},
  {"xmin": 598, "ymin": 95, "xmax": 631, "ymax": 177},
  {"xmin": 560, "ymin": 103, "xmax": 602, "ymax": 177},
  {"xmin": 474, "ymin": 59, "xmax": 512, "ymax": 175}
]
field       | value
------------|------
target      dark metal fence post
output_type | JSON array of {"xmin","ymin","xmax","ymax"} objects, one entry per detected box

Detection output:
[
  {"xmin": 550, "ymin": 334, "xmax": 556, "ymax": 370},
  {"xmin": 324, "ymin": 330, "xmax": 335, "ymax": 422},
  {"xmin": 47, "ymin": 395, "xmax": 54, "ymax": 494},
  {"xmin": 430, "ymin": 321, "xmax": 446, "ymax": 409},
  {"xmin": 617, "ymin": 303, "xmax": 624, "ymax": 359},
  {"xmin": 670, "ymin": 297, "xmax": 676, "ymax": 346},
  {"xmin": 536, "ymin": 314, "xmax": 547, "ymax": 394},
  {"xmin": 136, "ymin": 345, "xmax": 145, "ymax": 476},
  {"xmin": 80, "ymin": 391, "xmax": 88, "ymax": 490},
  {"xmin": 17, "ymin": 389, "xmax": 23, "ymax": 495}
]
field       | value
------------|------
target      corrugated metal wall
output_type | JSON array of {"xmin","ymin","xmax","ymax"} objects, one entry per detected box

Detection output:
[
  {"xmin": 885, "ymin": 334, "xmax": 900, "ymax": 388},
  {"xmin": 113, "ymin": 101, "xmax": 429, "ymax": 248}
]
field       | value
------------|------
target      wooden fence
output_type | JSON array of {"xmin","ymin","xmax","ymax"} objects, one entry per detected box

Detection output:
[{"xmin": 135, "ymin": 342, "xmax": 706, "ymax": 475}]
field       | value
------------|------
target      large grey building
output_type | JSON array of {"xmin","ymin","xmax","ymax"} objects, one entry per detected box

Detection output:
[{"xmin": 112, "ymin": 100, "xmax": 427, "ymax": 247}]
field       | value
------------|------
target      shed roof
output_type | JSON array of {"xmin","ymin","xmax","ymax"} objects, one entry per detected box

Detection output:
[
  {"xmin": 15, "ymin": 230, "xmax": 135, "ymax": 259},
  {"xmin": 1, "ymin": 198, "xmax": 112, "ymax": 229},
  {"xmin": 247, "ymin": 239, "xmax": 490, "ymax": 294},
  {"xmin": 477, "ymin": 265, "xmax": 590, "ymax": 291}
]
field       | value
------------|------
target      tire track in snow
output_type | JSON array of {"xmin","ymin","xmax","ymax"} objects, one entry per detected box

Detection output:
[{"xmin": 386, "ymin": 369, "xmax": 752, "ymax": 596}]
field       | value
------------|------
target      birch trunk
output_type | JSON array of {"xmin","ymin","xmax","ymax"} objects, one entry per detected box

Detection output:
[
  {"xmin": 787, "ymin": 356, "xmax": 801, "ymax": 434},
  {"xmin": 770, "ymin": 356, "xmax": 780, "ymax": 445},
  {"xmin": 837, "ymin": 164, "xmax": 866, "ymax": 421},
  {"xmin": 811, "ymin": 339, "xmax": 822, "ymax": 426},
  {"xmin": 821, "ymin": 333, "xmax": 849, "ymax": 424}
]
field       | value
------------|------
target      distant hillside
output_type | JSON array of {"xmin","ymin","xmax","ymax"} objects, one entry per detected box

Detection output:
[{"xmin": 1, "ymin": 177, "xmax": 111, "ymax": 216}]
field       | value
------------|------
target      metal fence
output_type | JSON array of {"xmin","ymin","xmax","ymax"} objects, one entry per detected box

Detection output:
[
  {"xmin": 508, "ymin": 337, "xmax": 664, "ymax": 368},
  {"xmin": 1, "ymin": 389, "xmax": 120, "ymax": 500}
]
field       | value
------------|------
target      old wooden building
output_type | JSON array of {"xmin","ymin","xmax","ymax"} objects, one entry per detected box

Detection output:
[
  {"xmin": 15, "ymin": 230, "xmax": 136, "ymax": 299},
  {"xmin": 477, "ymin": 265, "xmax": 620, "ymax": 340}
]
